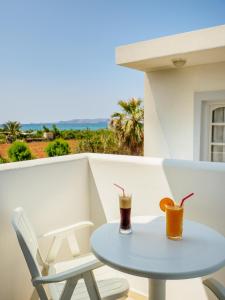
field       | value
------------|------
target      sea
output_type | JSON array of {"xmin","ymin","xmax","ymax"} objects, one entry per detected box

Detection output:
[{"xmin": 20, "ymin": 122, "xmax": 108, "ymax": 131}]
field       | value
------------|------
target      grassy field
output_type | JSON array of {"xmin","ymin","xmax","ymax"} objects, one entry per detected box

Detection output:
[{"xmin": 0, "ymin": 140, "xmax": 77, "ymax": 160}]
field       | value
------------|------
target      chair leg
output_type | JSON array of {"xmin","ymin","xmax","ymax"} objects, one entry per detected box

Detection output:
[
  {"xmin": 30, "ymin": 288, "xmax": 39, "ymax": 300},
  {"xmin": 83, "ymin": 271, "xmax": 101, "ymax": 300},
  {"xmin": 36, "ymin": 285, "xmax": 49, "ymax": 300},
  {"xmin": 59, "ymin": 277, "xmax": 79, "ymax": 300}
]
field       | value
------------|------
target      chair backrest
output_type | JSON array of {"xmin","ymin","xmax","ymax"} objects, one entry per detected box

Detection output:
[{"xmin": 12, "ymin": 207, "xmax": 44, "ymax": 279}]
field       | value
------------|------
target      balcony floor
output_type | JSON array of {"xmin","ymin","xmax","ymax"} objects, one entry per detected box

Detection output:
[{"xmin": 128, "ymin": 291, "xmax": 147, "ymax": 300}]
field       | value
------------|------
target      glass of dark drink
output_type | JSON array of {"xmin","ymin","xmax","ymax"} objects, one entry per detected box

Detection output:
[{"xmin": 119, "ymin": 195, "xmax": 132, "ymax": 234}]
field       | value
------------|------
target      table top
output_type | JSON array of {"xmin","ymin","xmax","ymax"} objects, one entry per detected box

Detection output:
[{"xmin": 91, "ymin": 216, "xmax": 225, "ymax": 280}]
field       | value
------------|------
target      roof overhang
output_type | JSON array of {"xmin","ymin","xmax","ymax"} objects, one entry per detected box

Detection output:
[{"xmin": 116, "ymin": 25, "xmax": 225, "ymax": 71}]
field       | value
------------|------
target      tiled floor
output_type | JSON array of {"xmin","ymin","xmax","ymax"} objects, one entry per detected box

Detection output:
[{"xmin": 127, "ymin": 291, "xmax": 147, "ymax": 300}]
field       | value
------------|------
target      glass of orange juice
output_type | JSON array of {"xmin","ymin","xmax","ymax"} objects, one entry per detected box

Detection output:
[{"xmin": 166, "ymin": 204, "xmax": 183, "ymax": 240}]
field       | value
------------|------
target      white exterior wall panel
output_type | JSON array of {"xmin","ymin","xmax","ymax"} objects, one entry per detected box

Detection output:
[{"xmin": 144, "ymin": 62, "xmax": 225, "ymax": 159}]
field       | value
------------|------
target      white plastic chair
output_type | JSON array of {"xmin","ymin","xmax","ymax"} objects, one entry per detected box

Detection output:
[
  {"xmin": 203, "ymin": 278, "xmax": 225, "ymax": 300},
  {"xmin": 12, "ymin": 207, "xmax": 129, "ymax": 300}
]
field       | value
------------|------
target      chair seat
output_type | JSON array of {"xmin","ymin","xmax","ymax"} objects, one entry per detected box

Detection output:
[
  {"xmin": 49, "ymin": 253, "xmax": 212, "ymax": 300},
  {"xmin": 49, "ymin": 253, "xmax": 129, "ymax": 300},
  {"xmin": 49, "ymin": 278, "xmax": 129, "ymax": 300}
]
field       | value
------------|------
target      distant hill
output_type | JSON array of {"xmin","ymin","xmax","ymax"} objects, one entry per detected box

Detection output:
[{"xmin": 58, "ymin": 118, "xmax": 109, "ymax": 124}]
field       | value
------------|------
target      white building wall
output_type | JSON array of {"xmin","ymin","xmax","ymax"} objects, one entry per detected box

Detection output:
[{"xmin": 144, "ymin": 61, "xmax": 225, "ymax": 159}]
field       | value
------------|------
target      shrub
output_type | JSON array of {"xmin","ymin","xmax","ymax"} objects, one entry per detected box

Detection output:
[
  {"xmin": 76, "ymin": 130, "xmax": 121, "ymax": 154},
  {"xmin": 36, "ymin": 130, "xmax": 44, "ymax": 138},
  {"xmin": 45, "ymin": 139, "xmax": 70, "ymax": 157},
  {"xmin": 61, "ymin": 129, "xmax": 110, "ymax": 140},
  {"xmin": 0, "ymin": 155, "xmax": 8, "ymax": 164},
  {"xmin": 0, "ymin": 134, "xmax": 6, "ymax": 144},
  {"xmin": 77, "ymin": 135, "xmax": 102, "ymax": 153},
  {"xmin": 8, "ymin": 141, "xmax": 33, "ymax": 162},
  {"xmin": 61, "ymin": 130, "xmax": 76, "ymax": 140}
]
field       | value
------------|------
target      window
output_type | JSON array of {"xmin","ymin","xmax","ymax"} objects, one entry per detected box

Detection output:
[
  {"xmin": 194, "ymin": 91, "xmax": 225, "ymax": 162},
  {"xmin": 209, "ymin": 105, "xmax": 225, "ymax": 162}
]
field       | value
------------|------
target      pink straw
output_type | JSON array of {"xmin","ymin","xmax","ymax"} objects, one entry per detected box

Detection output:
[
  {"xmin": 179, "ymin": 192, "xmax": 194, "ymax": 207},
  {"xmin": 113, "ymin": 183, "xmax": 125, "ymax": 196}
]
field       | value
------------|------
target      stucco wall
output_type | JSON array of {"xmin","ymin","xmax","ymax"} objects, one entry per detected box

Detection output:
[
  {"xmin": 144, "ymin": 61, "xmax": 225, "ymax": 159},
  {"xmin": 1, "ymin": 153, "xmax": 224, "ymax": 299},
  {"xmin": 89, "ymin": 154, "xmax": 225, "ymax": 299},
  {"xmin": 0, "ymin": 155, "xmax": 91, "ymax": 300}
]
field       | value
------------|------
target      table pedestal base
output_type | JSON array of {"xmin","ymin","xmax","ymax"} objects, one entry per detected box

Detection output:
[{"xmin": 148, "ymin": 279, "xmax": 166, "ymax": 300}]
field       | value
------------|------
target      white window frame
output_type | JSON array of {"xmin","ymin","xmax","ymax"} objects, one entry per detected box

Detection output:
[
  {"xmin": 194, "ymin": 90, "xmax": 225, "ymax": 161},
  {"xmin": 208, "ymin": 104, "xmax": 225, "ymax": 161}
]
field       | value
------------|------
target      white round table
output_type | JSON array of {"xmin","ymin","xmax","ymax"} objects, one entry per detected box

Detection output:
[{"xmin": 91, "ymin": 216, "xmax": 225, "ymax": 300}]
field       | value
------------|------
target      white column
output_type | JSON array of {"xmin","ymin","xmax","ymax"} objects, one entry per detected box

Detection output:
[{"xmin": 148, "ymin": 279, "xmax": 166, "ymax": 300}]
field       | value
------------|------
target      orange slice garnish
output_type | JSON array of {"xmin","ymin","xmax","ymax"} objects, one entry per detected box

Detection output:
[{"xmin": 159, "ymin": 197, "xmax": 175, "ymax": 212}]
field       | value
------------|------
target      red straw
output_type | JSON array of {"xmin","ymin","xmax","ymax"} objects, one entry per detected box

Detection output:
[
  {"xmin": 179, "ymin": 192, "xmax": 194, "ymax": 207},
  {"xmin": 113, "ymin": 183, "xmax": 125, "ymax": 196}
]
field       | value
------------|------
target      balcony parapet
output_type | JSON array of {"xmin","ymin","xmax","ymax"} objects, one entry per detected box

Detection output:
[{"xmin": 0, "ymin": 153, "xmax": 225, "ymax": 299}]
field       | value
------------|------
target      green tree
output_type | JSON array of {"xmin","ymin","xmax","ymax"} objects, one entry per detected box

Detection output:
[
  {"xmin": 3, "ymin": 121, "xmax": 21, "ymax": 143},
  {"xmin": 8, "ymin": 141, "xmax": 33, "ymax": 162},
  {"xmin": 45, "ymin": 139, "xmax": 70, "ymax": 157},
  {"xmin": 52, "ymin": 124, "xmax": 61, "ymax": 138},
  {"xmin": 43, "ymin": 125, "xmax": 50, "ymax": 132},
  {"xmin": 110, "ymin": 98, "xmax": 144, "ymax": 155}
]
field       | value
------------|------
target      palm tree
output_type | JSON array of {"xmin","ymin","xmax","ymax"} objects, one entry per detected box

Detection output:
[
  {"xmin": 110, "ymin": 98, "xmax": 144, "ymax": 155},
  {"xmin": 110, "ymin": 112, "xmax": 125, "ymax": 146},
  {"xmin": 3, "ymin": 121, "xmax": 21, "ymax": 143}
]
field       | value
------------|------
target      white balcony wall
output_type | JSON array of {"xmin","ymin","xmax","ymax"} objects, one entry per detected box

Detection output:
[
  {"xmin": 144, "ymin": 61, "xmax": 225, "ymax": 159},
  {"xmin": 0, "ymin": 155, "xmax": 91, "ymax": 300},
  {"xmin": 90, "ymin": 154, "xmax": 225, "ymax": 232},
  {"xmin": 89, "ymin": 154, "xmax": 225, "ymax": 299},
  {"xmin": 0, "ymin": 153, "xmax": 224, "ymax": 299}
]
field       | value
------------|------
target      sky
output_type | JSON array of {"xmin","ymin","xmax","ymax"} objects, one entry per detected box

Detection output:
[{"xmin": 0, "ymin": 0, "xmax": 225, "ymax": 123}]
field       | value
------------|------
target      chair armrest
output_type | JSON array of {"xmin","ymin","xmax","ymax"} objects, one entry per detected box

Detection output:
[
  {"xmin": 41, "ymin": 221, "xmax": 94, "ymax": 263},
  {"xmin": 32, "ymin": 258, "xmax": 103, "ymax": 285},
  {"xmin": 203, "ymin": 278, "xmax": 225, "ymax": 300},
  {"xmin": 41, "ymin": 221, "xmax": 94, "ymax": 238}
]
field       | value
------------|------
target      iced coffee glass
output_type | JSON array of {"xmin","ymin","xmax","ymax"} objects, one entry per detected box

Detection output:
[
  {"xmin": 119, "ymin": 195, "xmax": 132, "ymax": 234},
  {"xmin": 166, "ymin": 204, "xmax": 183, "ymax": 240}
]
